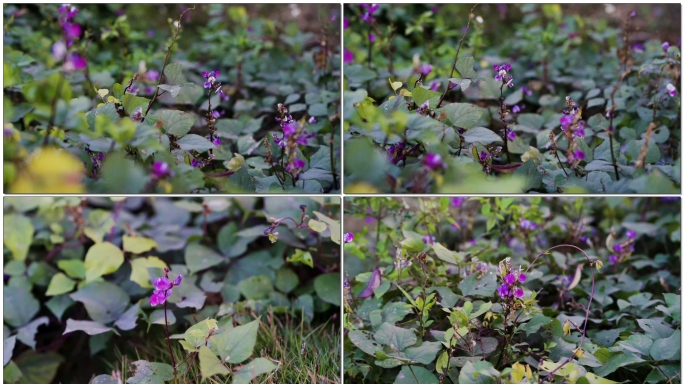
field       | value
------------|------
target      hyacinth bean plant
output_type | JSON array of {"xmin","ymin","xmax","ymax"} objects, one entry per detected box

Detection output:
[
  {"xmin": 343, "ymin": 196, "xmax": 680, "ymax": 383},
  {"xmin": 3, "ymin": 196, "xmax": 341, "ymax": 383},
  {"xmin": 343, "ymin": 4, "xmax": 680, "ymax": 193},
  {"xmin": 4, "ymin": 4, "xmax": 341, "ymax": 193}
]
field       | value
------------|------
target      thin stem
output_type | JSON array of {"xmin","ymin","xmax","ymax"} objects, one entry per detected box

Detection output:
[
  {"xmin": 329, "ymin": 116, "xmax": 339, "ymax": 190},
  {"xmin": 436, "ymin": 4, "xmax": 479, "ymax": 109},
  {"xmin": 108, "ymin": 200, "xmax": 124, "ymax": 243},
  {"xmin": 164, "ymin": 302, "xmax": 177, "ymax": 378}
]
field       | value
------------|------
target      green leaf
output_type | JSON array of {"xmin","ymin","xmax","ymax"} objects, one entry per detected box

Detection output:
[
  {"xmin": 199, "ymin": 346, "xmax": 229, "ymax": 379},
  {"xmin": 122, "ymin": 94, "xmax": 149, "ymax": 115},
  {"xmin": 314, "ymin": 273, "xmax": 340, "ymax": 306},
  {"xmin": 56, "ymin": 259, "xmax": 85, "ymax": 279},
  {"xmin": 177, "ymin": 134, "xmax": 215, "ymax": 152},
  {"xmin": 92, "ymin": 374, "xmax": 119, "ymax": 384},
  {"xmin": 307, "ymin": 219, "xmax": 327, "ymax": 232},
  {"xmin": 650, "ymin": 330, "xmax": 680, "ymax": 360},
  {"xmin": 412, "ymin": 87, "xmax": 442, "ymax": 108},
  {"xmin": 4, "ymin": 214, "xmax": 34, "ymax": 261},
  {"xmin": 185, "ymin": 242, "xmax": 224, "ymax": 274},
  {"xmin": 231, "ymin": 358, "xmax": 278, "ymax": 384},
  {"xmin": 4, "ymin": 286, "xmax": 39, "ymax": 328},
  {"xmin": 129, "ymin": 256, "xmax": 167, "ymax": 288},
  {"xmin": 148, "ymin": 309, "xmax": 175, "ymax": 326},
  {"xmin": 348, "ymin": 330, "xmax": 382, "ymax": 356},
  {"xmin": 394, "ymin": 365, "xmax": 438, "ymax": 384},
  {"xmin": 69, "ymin": 281, "xmax": 130, "ymax": 324},
  {"xmin": 462, "ymin": 127, "xmax": 503, "ymax": 145},
  {"xmin": 459, "ymin": 361, "xmax": 500, "ymax": 384},
  {"xmin": 123, "ymin": 235, "xmax": 158, "ymax": 254},
  {"xmin": 127, "ymin": 360, "xmax": 174, "ymax": 384},
  {"xmin": 4, "ymin": 360, "xmax": 23, "ymax": 383},
  {"xmin": 155, "ymin": 109, "xmax": 195, "ymax": 137},
  {"xmin": 16, "ymin": 317, "xmax": 48, "ymax": 350},
  {"xmin": 275, "ymin": 268, "xmax": 299, "ymax": 294},
  {"xmin": 585, "ymin": 373, "xmax": 619, "ymax": 384},
  {"xmin": 14, "ymin": 350, "xmax": 63, "ymax": 384},
  {"xmin": 157, "ymin": 84, "xmax": 182, "ymax": 98},
  {"xmin": 63, "ymin": 319, "xmax": 117, "ymax": 336},
  {"xmin": 455, "ymin": 57, "xmax": 477, "ymax": 78},
  {"xmin": 443, "ymin": 103, "xmax": 483, "ymax": 129},
  {"xmin": 84, "ymin": 242, "xmax": 124, "ymax": 282},
  {"xmin": 403, "ymin": 341, "xmax": 442, "ymax": 364},
  {"xmin": 238, "ymin": 275, "xmax": 273, "ymax": 300},
  {"xmin": 458, "ymin": 273, "xmax": 498, "ymax": 298},
  {"xmin": 216, "ymin": 317, "xmax": 260, "ymax": 363},
  {"xmin": 286, "ymin": 249, "xmax": 313, "ymax": 268},
  {"xmin": 45, "ymin": 273, "xmax": 76, "ymax": 296},
  {"xmin": 593, "ymin": 353, "xmax": 644, "ymax": 376},
  {"xmin": 374, "ymin": 322, "xmax": 417, "ymax": 351},
  {"xmin": 312, "ymin": 211, "xmax": 341, "ymax": 244},
  {"xmin": 431, "ymin": 243, "xmax": 463, "ymax": 264},
  {"xmin": 164, "ymin": 63, "xmax": 186, "ymax": 85},
  {"xmin": 183, "ymin": 319, "xmax": 219, "ymax": 349}
]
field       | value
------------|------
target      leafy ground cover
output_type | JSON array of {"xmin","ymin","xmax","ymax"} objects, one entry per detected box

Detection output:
[
  {"xmin": 3, "ymin": 196, "xmax": 341, "ymax": 383},
  {"xmin": 343, "ymin": 197, "xmax": 680, "ymax": 383},
  {"xmin": 343, "ymin": 4, "xmax": 680, "ymax": 193},
  {"xmin": 4, "ymin": 4, "xmax": 340, "ymax": 193}
]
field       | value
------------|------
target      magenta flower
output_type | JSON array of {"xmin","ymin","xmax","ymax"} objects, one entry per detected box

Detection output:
[
  {"xmin": 515, "ymin": 288, "xmax": 524, "ymax": 298},
  {"xmin": 497, "ymin": 284, "xmax": 510, "ymax": 299},
  {"xmin": 293, "ymin": 158, "xmax": 306, "ymax": 169},
  {"xmin": 626, "ymin": 229, "xmax": 636, "ymax": 239},
  {"xmin": 609, "ymin": 255, "xmax": 618, "ymax": 264},
  {"xmin": 344, "ymin": 232, "xmax": 354, "ymax": 243},
  {"xmin": 343, "ymin": 48, "xmax": 354, "ymax": 64},
  {"xmin": 503, "ymin": 273, "xmax": 516, "ymax": 285},
  {"xmin": 422, "ymin": 235, "xmax": 435, "ymax": 245},
  {"xmin": 150, "ymin": 272, "xmax": 182, "ymax": 307},
  {"xmin": 507, "ymin": 129, "xmax": 516, "ymax": 141},
  {"xmin": 614, "ymin": 244, "xmax": 624, "ymax": 253},
  {"xmin": 573, "ymin": 149, "xmax": 586, "ymax": 160},
  {"xmin": 666, "ymin": 84, "xmax": 677, "ymax": 97},
  {"xmin": 423, "ymin": 152, "xmax": 446, "ymax": 170},
  {"xmin": 63, "ymin": 22, "xmax": 82, "ymax": 41},
  {"xmin": 429, "ymin": 81, "xmax": 440, "ymax": 91},
  {"xmin": 560, "ymin": 114, "xmax": 574, "ymax": 130},
  {"xmin": 151, "ymin": 161, "xmax": 171, "ymax": 178},
  {"xmin": 419, "ymin": 63, "xmax": 433, "ymax": 77},
  {"xmin": 191, "ymin": 158, "xmax": 200, "ymax": 168},
  {"xmin": 343, "ymin": 17, "xmax": 349, "ymax": 29},
  {"xmin": 212, "ymin": 137, "xmax": 221, "ymax": 146},
  {"xmin": 451, "ymin": 197, "xmax": 466, "ymax": 207},
  {"xmin": 518, "ymin": 272, "xmax": 526, "ymax": 283}
]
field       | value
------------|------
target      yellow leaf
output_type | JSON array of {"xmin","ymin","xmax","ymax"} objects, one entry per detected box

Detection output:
[
  {"xmin": 399, "ymin": 89, "xmax": 412, "ymax": 97},
  {"xmin": 130, "ymin": 256, "xmax": 168, "ymax": 288},
  {"xmin": 574, "ymin": 348, "xmax": 586, "ymax": 358},
  {"xmin": 510, "ymin": 362, "xmax": 529, "ymax": 382},
  {"xmin": 226, "ymin": 153, "xmax": 245, "ymax": 171},
  {"xmin": 388, "ymin": 78, "xmax": 403, "ymax": 91},
  {"xmin": 97, "ymin": 88, "xmax": 109, "ymax": 98},
  {"xmin": 595, "ymin": 260, "xmax": 603, "ymax": 272},
  {"xmin": 563, "ymin": 319, "xmax": 572, "ymax": 336},
  {"xmin": 9, "ymin": 148, "xmax": 85, "ymax": 193}
]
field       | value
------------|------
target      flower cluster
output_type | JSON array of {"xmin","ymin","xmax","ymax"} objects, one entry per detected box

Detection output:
[
  {"xmin": 519, "ymin": 219, "xmax": 537, "ymax": 231},
  {"xmin": 560, "ymin": 96, "xmax": 586, "ymax": 168},
  {"xmin": 423, "ymin": 152, "xmax": 446, "ymax": 170},
  {"xmin": 201, "ymin": 69, "xmax": 228, "ymax": 100},
  {"xmin": 360, "ymin": 4, "xmax": 380, "ymax": 23},
  {"xmin": 609, "ymin": 229, "xmax": 636, "ymax": 264},
  {"xmin": 386, "ymin": 141, "xmax": 407, "ymax": 165},
  {"xmin": 272, "ymin": 103, "xmax": 315, "ymax": 177},
  {"xmin": 451, "ymin": 197, "xmax": 466, "ymax": 208},
  {"xmin": 344, "ymin": 232, "xmax": 354, "ymax": 243},
  {"xmin": 52, "ymin": 4, "xmax": 86, "ymax": 72},
  {"xmin": 150, "ymin": 269, "xmax": 182, "ymax": 307},
  {"xmin": 151, "ymin": 161, "xmax": 172, "ymax": 179},
  {"xmin": 416, "ymin": 100, "xmax": 431, "ymax": 116},
  {"xmin": 666, "ymin": 83, "xmax": 677, "ymax": 97},
  {"xmin": 422, "ymin": 235, "xmax": 435, "ymax": 245},
  {"xmin": 493, "ymin": 63, "xmax": 513, "ymax": 88},
  {"xmin": 497, "ymin": 258, "xmax": 526, "ymax": 300}
]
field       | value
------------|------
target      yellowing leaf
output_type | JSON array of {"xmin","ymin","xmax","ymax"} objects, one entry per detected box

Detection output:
[
  {"xmin": 122, "ymin": 235, "xmax": 158, "ymax": 254},
  {"xmin": 595, "ymin": 260, "xmax": 603, "ymax": 272},
  {"xmin": 563, "ymin": 319, "xmax": 572, "ymax": 336},
  {"xmin": 46, "ymin": 272, "xmax": 76, "ymax": 296},
  {"xmin": 307, "ymin": 219, "xmax": 327, "ymax": 233},
  {"xmin": 510, "ymin": 362, "xmax": 532, "ymax": 382},
  {"xmin": 585, "ymin": 373, "xmax": 619, "ymax": 384},
  {"xmin": 388, "ymin": 78, "xmax": 403, "ymax": 91},
  {"xmin": 97, "ymin": 89, "xmax": 109, "ymax": 98},
  {"xmin": 9, "ymin": 148, "xmax": 85, "ymax": 193},
  {"xmin": 84, "ymin": 242, "xmax": 124, "ymax": 282},
  {"xmin": 129, "ymin": 256, "xmax": 168, "ymax": 288},
  {"xmin": 227, "ymin": 153, "xmax": 245, "ymax": 171},
  {"xmin": 574, "ymin": 348, "xmax": 586, "ymax": 358}
]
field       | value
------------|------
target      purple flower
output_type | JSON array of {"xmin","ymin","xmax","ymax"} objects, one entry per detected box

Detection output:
[
  {"xmin": 560, "ymin": 114, "xmax": 574, "ymax": 129},
  {"xmin": 150, "ymin": 273, "xmax": 182, "ymax": 307},
  {"xmin": 629, "ymin": 10, "xmax": 636, "ymax": 17},
  {"xmin": 422, "ymin": 235, "xmax": 435, "ymax": 245},
  {"xmin": 358, "ymin": 268, "xmax": 382, "ymax": 298},
  {"xmin": 344, "ymin": 48, "xmax": 354, "ymax": 64},
  {"xmin": 308, "ymin": 116, "xmax": 317, "ymax": 124},
  {"xmin": 479, "ymin": 151, "xmax": 489, "ymax": 162},
  {"xmin": 64, "ymin": 53, "xmax": 86, "ymax": 71},
  {"xmin": 368, "ymin": 33, "xmax": 376, "ymax": 43},
  {"xmin": 52, "ymin": 41, "xmax": 67, "ymax": 61},
  {"xmin": 202, "ymin": 70, "xmax": 220, "ymax": 89},
  {"xmin": 511, "ymin": 105, "xmax": 521, "ymax": 114},
  {"xmin": 614, "ymin": 244, "xmax": 624, "ymax": 253},
  {"xmin": 666, "ymin": 84, "xmax": 677, "ymax": 97},
  {"xmin": 503, "ymin": 273, "xmax": 516, "ymax": 285},
  {"xmin": 520, "ymin": 219, "xmax": 536, "ymax": 230},
  {"xmin": 662, "ymin": 41, "xmax": 670, "ymax": 51},
  {"xmin": 58, "ymin": 4, "xmax": 78, "ymax": 23},
  {"xmin": 153, "ymin": 277, "xmax": 173, "ymax": 291},
  {"xmin": 573, "ymin": 149, "xmax": 585, "ymax": 160},
  {"xmin": 497, "ymin": 284, "xmax": 510, "ymax": 299},
  {"xmin": 63, "ymin": 22, "xmax": 82, "ymax": 41},
  {"xmin": 212, "ymin": 136, "xmax": 221, "ymax": 146},
  {"xmin": 609, "ymin": 254, "xmax": 618, "ymax": 264},
  {"xmin": 507, "ymin": 129, "xmax": 516, "ymax": 141},
  {"xmin": 151, "ymin": 161, "xmax": 171, "ymax": 178},
  {"xmin": 423, "ymin": 152, "xmax": 445, "ymax": 170},
  {"xmin": 173, "ymin": 275, "xmax": 182, "ymax": 286},
  {"xmin": 517, "ymin": 272, "xmax": 526, "ymax": 283},
  {"xmin": 574, "ymin": 121, "xmax": 586, "ymax": 138},
  {"xmin": 419, "ymin": 63, "xmax": 433, "ymax": 77},
  {"xmin": 632, "ymin": 42, "xmax": 645, "ymax": 52},
  {"xmin": 344, "ymin": 232, "xmax": 354, "ymax": 243},
  {"xmin": 451, "ymin": 197, "xmax": 466, "ymax": 207},
  {"xmin": 515, "ymin": 288, "xmax": 524, "ymax": 298},
  {"xmin": 360, "ymin": 3, "xmax": 380, "ymax": 23},
  {"xmin": 130, "ymin": 107, "xmax": 143, "ymax": 122},
  {"xmin": 429, "ymin": 81, "xmax": 440, "ymax": 91},
  {"xmin": 294, "ymin": 157, "xmax": 306, "ymax": 169},
  {"xmin": 210, "ymin": 111, "xmax": 220, "ymax": 120},
  {"xmin": 521, "ymin": 86, "xmax": 533, "ymax": 96},
  {"xmin": 626, "ymin": 229, "xmax": 636, "ymax": 239},
  {"xmin": 282, "ymin": 121, "xmax": 297, "ymax": 137},
  {"xmin": 191, "ymin": 158, "xmax": 200, "ymax": 168},
  {"xmin": 343, "ymin": 17, "xmax": 349, "ymax": 29},
  {"xmin": 147, "ymin": 69, "xmax": 160, "ymax": 82},
  {"xmin": 147, "ymin": 29, "xmax": 155, "ymax": 37}
]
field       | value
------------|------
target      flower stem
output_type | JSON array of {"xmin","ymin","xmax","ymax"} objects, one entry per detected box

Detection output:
[{"xmin": 164, "ymin": 301, "xmax": 177, "ymax": 378}]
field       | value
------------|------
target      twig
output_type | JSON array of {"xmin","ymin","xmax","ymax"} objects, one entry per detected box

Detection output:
[
  {"xmin": 436, "ymin": 4, "xmax": 479, "ymax": 109},
  {"xmin": 163, "ymin": 302, "xmax": 177, "ymax": 378}
]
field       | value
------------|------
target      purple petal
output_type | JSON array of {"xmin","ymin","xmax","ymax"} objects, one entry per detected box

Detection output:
[
  {"xmin": 358, "ymin": 268, "xmax": 382, "ymax": 298},
  {"xmin": 173, "ymin": 275, "xmax": 182, "ymax": 286}
]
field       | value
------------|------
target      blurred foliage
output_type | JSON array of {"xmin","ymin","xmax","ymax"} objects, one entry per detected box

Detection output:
[
  {"xmin": 343, "ymin": 196, "xmax": 680, "ymax": 383},
  {"xmin": 343, "ymin": 4, "xmax": 680, "ymax": 193},
  {"xmin": 3, "ymin": 196, "xmax": 340, "ymax": 383}
]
